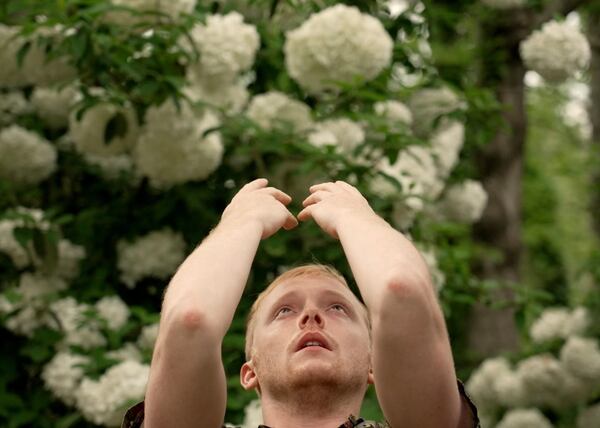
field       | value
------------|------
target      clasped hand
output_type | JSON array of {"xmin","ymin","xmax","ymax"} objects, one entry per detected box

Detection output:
[{"xmin": 220, "ymin": 178, "xmax": 377, "ymax": 240}]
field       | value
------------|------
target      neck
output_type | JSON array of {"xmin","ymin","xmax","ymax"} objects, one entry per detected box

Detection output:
[{"xmin": 259, "ymin": 384, "xmax": 364, "ymax": 428}]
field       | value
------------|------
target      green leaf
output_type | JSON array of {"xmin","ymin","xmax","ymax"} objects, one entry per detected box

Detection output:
[
  {"xmin": 55, "ymin": 413, "xmax": 81, "ymax": 428},
  {"xmin": 12, "ymin": 227, "xmax": 33, "ymax": 249},
  {"xmin": 104, "ymin": 111, "xmax": 128, "ymax": 145},
  {"xmin": 15, "ymin": 40, "xmax": 31, "ymax": 67}
]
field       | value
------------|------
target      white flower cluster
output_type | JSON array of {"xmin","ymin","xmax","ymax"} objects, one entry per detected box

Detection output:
[
  {"xmin": 0, "ymin": 91, "xmax": 31, "ymax": 126},
  {"xmin": 107, "ymin": 0, "xmax": 196, "ymax": 25},
  {"xmin": 31, "ymin": 84, "xmax": 78, "ymax": 130},
  {"xmin": 133, "ymin": 101, "xmax": 224, "ymax": 188},
  {"xmin": 433, "ymin": 180, "xmax": 488, "ymax": 224},
  {"xmin": 1, "ymin": 273, "xmax": 68, "ymax": 337},
  {"xmin": 374, "ymin": 100, "xmax": 413, "ymax": 130},
  {"xmin": 0, "ymin": 125, "xmax": 57, "ymax": 186},
  {"xmin": 48, "ymin": 297, "xmax": 107, "ymax": 350},
  {"xmin": 246, "ymin": 91, "xmax": 313, "ymax": 132},
  {"xmin": 495, "ymin": 408, "xmax": 553, "ymax": 428},
  {"xmin": 308, "ymin": 118, "xmax": 365, "ymax": 154},
  {"xmin": 430, "ymin": 121, "xmax": 465, "ymax": 178},
  {"xmin": 76, "ymin": 360, "xmax": 150, "ymax": 427},
  {"xmin": 184, "ymin": 78, "xmax": 249, "ymax": 115},
  {"xmin": 187, "ymin": 12, "xmax": 260, "ymax": 87},
  {"xmin": 529, "ymin": 306, "xmax": 589, "ymax": 343},
  {"xmin": 0, "ymin": 207, "xmax": 51, "ymax": 268},
  {"xmin": 284, "ymin": 5, "xmax": 393, "ymax": 93},
  {"xmin": 481, "ymin": 0, "xmax": 526, "ymax": 10},
  {"xmin": 106, "ymin": 342, "xmax": 143, "ymax": 362},
  {"xmin": 467, "ymin": 303, "xmax": 600, "ymax": 426},
  {"xmin": 117, "ymin": 228, "xmax": 186, "ymax": 287},
  {"xmin": 95, "ymin": 295, "xmax": 130, "ymax": 331},
  {"xmin": 42, "ymin": 351, "xmax": 90, "ymax": 406},
  {"xmin": 408, "ymin": 87, "xmax": 462, "ymax": 137},
  {"xmin": 69, "ymin": 102, "xmax": 140, "ymax": 158},
  {"xmin": 137, "ymin": 322, "xmax": 160, "ymax": 350},
  {"xmin": 520, "ymin": 20, "xmax": 591, "ymax": 82},
  {"xmin": 0, "ymin": 24, "xmax": 76, "ymax": 89}
]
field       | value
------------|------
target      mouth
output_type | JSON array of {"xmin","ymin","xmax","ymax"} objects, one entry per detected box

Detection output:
[{"xmin": 294, "ymin": 333, "xmax": 332, "ymax": 352}]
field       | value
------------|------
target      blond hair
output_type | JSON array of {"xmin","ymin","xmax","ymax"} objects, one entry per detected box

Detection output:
[{"xmin": 244, "ymin": 264, "xmax": 369, "ymax": 360}]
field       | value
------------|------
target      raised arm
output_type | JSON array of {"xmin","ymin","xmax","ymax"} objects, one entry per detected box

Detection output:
[
  {"xmin": 144, "ymin": 179, "xmax": 297, "ymax": 428},
  {"xmin": 298, "ymin": 181, "xmax": 472, "ymax": 428}
]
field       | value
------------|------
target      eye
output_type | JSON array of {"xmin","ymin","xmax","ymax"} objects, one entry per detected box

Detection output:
[
  {"xmin": 329, "ymin": 304, "xmax": 346, "ymax": 313},
  {"xmin": 276, "ymin": 306, "xmax": 293, "ymax": 317}
]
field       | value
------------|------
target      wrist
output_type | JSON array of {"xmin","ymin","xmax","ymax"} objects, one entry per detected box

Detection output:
[{"xmin": 215, "ymin": 215, "xmax": 263, "ymax": 239}]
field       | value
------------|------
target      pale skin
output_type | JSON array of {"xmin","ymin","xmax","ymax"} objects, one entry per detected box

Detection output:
[{"xmin": 144, "ymin": 178, "xmax": 473, "ymax": 428}]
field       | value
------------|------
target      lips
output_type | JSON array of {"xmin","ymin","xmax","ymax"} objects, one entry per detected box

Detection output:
[{"xmin": 294, "ymin": 332, "xmax": 332, "ymax": 352}]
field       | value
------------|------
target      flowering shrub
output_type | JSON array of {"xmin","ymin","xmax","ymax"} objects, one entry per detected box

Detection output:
[{"xmin": 0, "ymin": 0, "xmax": 497, "ymax": 426}]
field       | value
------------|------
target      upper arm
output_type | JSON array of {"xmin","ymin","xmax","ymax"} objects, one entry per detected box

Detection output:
[
  {"xmin": 372, "ymin": 279, "xmax": 463, "ymax": 428},
  {"xmin": 144, "ymin": 310, "xmax": 227, "ymax": 428}
]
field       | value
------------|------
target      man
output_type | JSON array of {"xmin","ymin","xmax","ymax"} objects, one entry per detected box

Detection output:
[{"xmin": 122, "ymin": 178, "xmax": 479, "ymax": 428}]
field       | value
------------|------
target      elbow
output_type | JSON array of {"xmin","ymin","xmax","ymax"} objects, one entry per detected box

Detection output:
[
  {"xmin": 383, "ymin": 269, "xmax": 432, "ymax": 302},
  {"xmin": 161, "ymin": 306, "xmax": 222, "ymax": 345}
]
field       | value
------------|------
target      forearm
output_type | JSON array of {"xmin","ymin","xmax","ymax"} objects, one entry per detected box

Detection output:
[
  {"xmin": 161, "ymin": 218, "xmax": 262, "ymax": 338},
  {"xmin": 336, "ymin": 213, "xmax": 434, "ymax": 316}
]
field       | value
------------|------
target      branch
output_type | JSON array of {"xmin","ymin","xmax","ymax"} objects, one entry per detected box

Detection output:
[{"xmin": 534, "ymin": 0, "xmax": 591, "ymax": 28}]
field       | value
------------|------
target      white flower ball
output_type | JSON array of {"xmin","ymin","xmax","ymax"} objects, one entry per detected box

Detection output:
[
  {"xmin": 481, "ymin": 0, "xmax": 526, "ymax": 9},
  {"xmin": 560, "ymin": 336, "xmax": 600, "ymax": 382},
  {"xmin": 75, "ymin": 360, "xmax": 150, "ymax": 427},
  {"xmin": 246, "ymin": 91, "xmax": 313, "ymax": 132},
  {"xmin": 69, "ymin": 102, "xmax": 140, "ymax": 157},
  {"xmin": 187, "ymin": 12, "xmax": 260, "ymax": 87},
  {"xmin": 577, "ymin": 404, "xmax": 600, "ymax": 428},
  {"xmin": 42, "ymin": 351, "xmax": 89, "ymax": 406},
  {"xmin": 31, "ymin": 85, "xmax": 78, "ymax": 129},
  {"xmin": 106, "ymin": 0, "xmax": 195, "ymax": 25},
  {"xmin": 95, "ymin": 295, "xmax": 130, "ymax": 331},
  {"xmin": 495, "ymin": 370, "xmax": 527, "ymax": 408},
  {"xmin": 408, "ymin": 87, "xmax": 461, "ymax": 137},
  {"xmin": 0, "ymin": 25, "xmax": 76, "ymax": 88},
  {"xmin": 495, "ymin": 408, "xmax": 553, "ymax": 428},
  {"xmin": 4, "ymin": 304, "xmax": 50, "ymax": 337},
  {"xmin": 117, "ymin": 228, "xmax": 186, "ymax": 287},
  {"xmin": 106, "ymin": 343, "xmax": 142, "ymax": 363},
  {"xmin": 0, "ymin": 125, "xmax": 57, "ymax": 186},
  {"xmin": 17, "ymin": 273, "xmax": 68, "ymax": 301},
  {"xmin": 520, "ymin": 20, "xmax": 591, "ymax": 82},
  {"xmin": 0, "ymin": 91, "xmax": 31, "ymax": 126},
  {"xmin": 516, "ymin": 354, "xmax": 588, "ymax": 408},
  {"xmin": 184, "ymin": 76, "xmax": 249, "ymax": 115},
  {"xmin": 48, "ymin": 297, "xmax": 106, "ymax": 350},
  {"xmin": 308, "ymin": 118, "xmax": 365, "ymax": 155},
  {"xmin": 134, "ymin": 101, "xmax": 224, "ymax": 189},
  {"xmin": 530, "ymin": 306, "xmax": 589, "ymax": 343},
  {"xmin": 137, "ymin": 322, "xmax": 160, "ymax": 351},
  {"xmin": 284, "ymin": 5, "xmax": 393, "ymax": 93},
  {"xmin": 466, "ymin": 357, "xmax": 512, "ymax": 411},
  {"xmin": 435, "ymin": 180, "xmax": 488, "ymax": 224},
  {"xmin": 374, "ymin": 100, "xmax": 413, "ymax": 129},
  {"xmin": 83, "ymin": 153, "xmax": 135, "ymax": 180},
  {"xmin": 430, "ymin": 121, "xmax": 465, "ymax": 178},
  {"xmin": 242, "ymin": 400, "xmax": 264, "ymax": 427}
]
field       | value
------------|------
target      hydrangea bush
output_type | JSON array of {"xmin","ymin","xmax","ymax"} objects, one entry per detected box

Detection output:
[{"xmin": 0, "ymin": 0, "xmax": 496, "ymax": 426}]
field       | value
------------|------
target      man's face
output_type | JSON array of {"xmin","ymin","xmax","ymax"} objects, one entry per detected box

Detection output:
[{"xmin": 242, "ymin": 275, "xmax": 373, "ymax": 396}]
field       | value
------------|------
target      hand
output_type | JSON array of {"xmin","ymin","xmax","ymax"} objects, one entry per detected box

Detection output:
[
  {"xmin": 298, "ymin": 181, "xmax": 379, "ymax": 239},
  {"xmin": 221, "ymin": 178, "xmax": 298, "ymax": 239}
]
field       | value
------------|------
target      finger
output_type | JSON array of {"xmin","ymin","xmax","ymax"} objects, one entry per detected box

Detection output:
[
  {"xmin": 241, "ymin": 178, "xmax": 268, "ymax": 192},
  {"xmin": 260, "ymin": 187, "xmax": 292, "ymax": 205},
  {"xmin": 309, "ymin": 182, "xmax": 337, "ymax": 193},
  {"xmin": 283, "ymin": 211, "xmax": 299, "ymax": 230},
  {"xmin": 297, "ymin": 206, "xmax": 313, "ymax": 222},
  {"xmin": 335, "ymin": 180, "xmax": 358, "ymax": 193},
  {"xmin": 302, "ymin": 190, "xmax": 329, "ymax": 207}
]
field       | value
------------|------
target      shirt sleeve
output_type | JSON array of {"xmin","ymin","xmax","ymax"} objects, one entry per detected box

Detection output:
[{"xmin": 121, "ymin": 401, "xmax": 145, "ymax": 428}]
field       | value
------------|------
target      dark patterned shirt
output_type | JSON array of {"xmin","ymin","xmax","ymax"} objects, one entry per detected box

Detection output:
[{"xmin": 121, "ymin": 380, "xmax": 479, "ymax": 428}]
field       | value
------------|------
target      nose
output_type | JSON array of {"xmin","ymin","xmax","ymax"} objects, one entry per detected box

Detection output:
[{"xmin": 299, "ymin": 307, "xmax": 324, "ymax": 329}]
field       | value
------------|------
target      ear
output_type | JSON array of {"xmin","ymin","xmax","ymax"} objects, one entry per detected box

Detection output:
[{"xmin": 240, "ymin": 360, "xmax": 260, "ymax": 391}]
